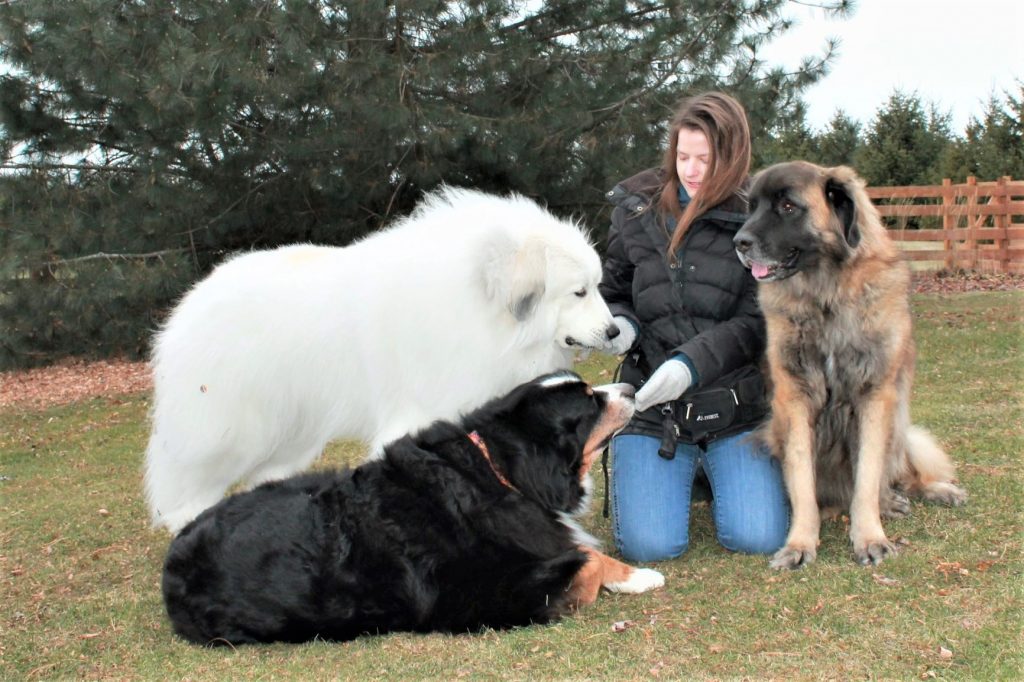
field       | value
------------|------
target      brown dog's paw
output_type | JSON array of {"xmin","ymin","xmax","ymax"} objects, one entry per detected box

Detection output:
[
  {"xmin": 853, "ymin": 538, "xmax": 897, "ymax": 566},
  {"xmin": 769, "ymin": 545, "xmax": 816, "ymax": 570},
  {"xmin": 922, "ymin": 481, "xmax": 967, "ymax": 507},
  {"xmin": 881, "ymin": 490, "xmax": 911, "ymax": 518}
]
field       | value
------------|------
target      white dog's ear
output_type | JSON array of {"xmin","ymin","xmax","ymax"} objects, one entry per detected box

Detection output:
[{"xmin": 482, "ymin": 235, "xmax": 548, "ymax": 320}]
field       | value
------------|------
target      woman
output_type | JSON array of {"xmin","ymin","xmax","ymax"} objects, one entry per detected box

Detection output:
[{"xmin": 599, "ymin": 92, "xmax": 789, "ymax": 562}]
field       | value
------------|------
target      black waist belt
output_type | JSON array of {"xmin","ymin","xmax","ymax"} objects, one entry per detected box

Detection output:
[{"xmin": 661, "ymin": 374, "xmax": 767, "ymax": 457}]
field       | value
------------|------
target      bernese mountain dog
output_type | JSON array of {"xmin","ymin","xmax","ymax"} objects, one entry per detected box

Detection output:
[{"xmin": 161, "ymin": 371, "xmax": 664, "ymax": 645}]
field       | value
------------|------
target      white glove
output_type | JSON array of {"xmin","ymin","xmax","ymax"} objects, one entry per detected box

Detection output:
[
  {"xmin": 603, "ymin": 316, "xmax": 637, "ymax": 355},
  {"xmin": 635, "ymin": 358, "xmax": 693, "ymax": 412}
]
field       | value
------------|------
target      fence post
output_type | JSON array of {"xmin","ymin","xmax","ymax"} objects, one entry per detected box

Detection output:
[
  {"xmin": 942, "ymin": 178, "xmax": 954, "ymax": 270},
  {"xmin": 965, "ymin": 176, "xmax": 978, "ymax": 271},
  {"xmin": 995, "ymin": 176, "xmax": 1010, "ymax": 273}
]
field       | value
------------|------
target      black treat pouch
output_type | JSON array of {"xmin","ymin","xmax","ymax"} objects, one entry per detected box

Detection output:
[{"xmin": 680, "ymin": 388, "xmax": 738, "ymax": 443}]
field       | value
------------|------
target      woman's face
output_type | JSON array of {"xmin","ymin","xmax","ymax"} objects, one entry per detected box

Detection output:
[{"xmin": 676, "ymin": 127, "xmax": 710, "ymax": 198}]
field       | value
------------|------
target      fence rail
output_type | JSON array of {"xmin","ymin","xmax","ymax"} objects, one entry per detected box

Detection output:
[{"xmin": 866, "ymin": 176, "xmax": 1024, "ymax": 273}]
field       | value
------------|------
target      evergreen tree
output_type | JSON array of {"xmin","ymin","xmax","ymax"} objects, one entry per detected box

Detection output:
[
  {"xmin": 814, "ymin": 110, "xmax": 861, "ymax": 167},
  {"xmin": 756, "ymin": 100, "xmax": 816, "ymax": 168},
  {"xmin": 854, "ymin": 90, "xmax": 953, "ymax": 186},
  {"xmin": 0, "ymin": 0, "xmax": 846, "ymax": 368},
  {"xmin": 944, "ymin": 85, "xmax": 1024, "ymax": 181}
]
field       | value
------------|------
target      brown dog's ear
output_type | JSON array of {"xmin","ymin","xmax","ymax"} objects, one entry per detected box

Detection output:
[{"xmin": 824, "ymin": 166, "xmax": 861, "ymax": 249}]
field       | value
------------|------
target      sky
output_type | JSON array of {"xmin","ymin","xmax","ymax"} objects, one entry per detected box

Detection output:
[{"xmin": 758, "ymin": 0, "xmax": 1023, "ymax": 133}]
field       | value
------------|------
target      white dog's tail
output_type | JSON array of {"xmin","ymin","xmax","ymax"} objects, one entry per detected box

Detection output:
[{"xmin": 902, "ymin": 425, "xmax": 967, "ymax": 506}]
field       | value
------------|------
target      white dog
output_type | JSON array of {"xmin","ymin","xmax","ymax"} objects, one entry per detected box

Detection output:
[{"xmin": 145, "ymin": 188, "xmax": 618, "ymax": 532}]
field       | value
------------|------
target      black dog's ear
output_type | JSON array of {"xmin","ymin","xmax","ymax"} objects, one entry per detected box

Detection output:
[{"xmin": 825, "ymin": 174, "xmax": 860, "ymax": 248}]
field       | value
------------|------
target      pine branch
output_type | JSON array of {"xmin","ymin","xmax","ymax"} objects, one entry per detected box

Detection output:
[
  {"xmin": 787, "ymin": 0, "xmax": 852, "ymax": 13},
  {"xmin": 0, "ymin": 163, "xmax": 146, "ymax": 173},
  {"xmin": 44, "ymin": 249, "xmax": 187, "ymax": 267},
  {"xmin": 503, "ymin": 3, "xmax": 675, "ymax": 43}
]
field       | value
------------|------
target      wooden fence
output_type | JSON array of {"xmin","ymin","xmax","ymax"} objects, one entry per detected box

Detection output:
[{"xmin": 866, "ymin": 176, "xmax": 1024, "ymax": 274}]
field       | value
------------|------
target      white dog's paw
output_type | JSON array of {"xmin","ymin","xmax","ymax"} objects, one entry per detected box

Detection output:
[{"xmin": 604, "ymin": 567, "xmax": 665, "ymax": 594}]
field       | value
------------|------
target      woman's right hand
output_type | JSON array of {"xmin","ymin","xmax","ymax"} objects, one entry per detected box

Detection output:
[{"xmin": 603, "ymin": 316, "xmax": 637, "ymax": 355}]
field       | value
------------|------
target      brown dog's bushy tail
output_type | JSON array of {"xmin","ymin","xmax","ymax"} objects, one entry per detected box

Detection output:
[{"xmin": 903, "ymin": 425, "xmax": 968, "ymax": 506}]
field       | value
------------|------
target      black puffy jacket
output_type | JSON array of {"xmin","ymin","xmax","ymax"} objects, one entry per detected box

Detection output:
[{"xmin": 599, "ymin": 168, "xmax": 769, "ymax": 445}]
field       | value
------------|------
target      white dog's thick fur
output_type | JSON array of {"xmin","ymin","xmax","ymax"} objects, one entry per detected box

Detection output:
[{"xmin": 145, "ymin": 188, "xmax": 616, "ymax": 532}]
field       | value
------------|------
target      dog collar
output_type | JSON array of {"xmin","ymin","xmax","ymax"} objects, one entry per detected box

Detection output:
[{"xmin": 467, "ymin": 431, "xmax": 519, "ymax": 493}]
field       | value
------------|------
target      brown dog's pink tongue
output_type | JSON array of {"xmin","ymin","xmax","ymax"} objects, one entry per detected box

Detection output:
[{"xmin": 751, "ymin": 262, "xmax": 770, "ymax": 279}]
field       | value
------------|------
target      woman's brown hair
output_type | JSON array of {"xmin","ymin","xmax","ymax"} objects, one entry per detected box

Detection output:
[{"xmin": 659, "ymin": 92, "xmax": 751, "ymax": 257}]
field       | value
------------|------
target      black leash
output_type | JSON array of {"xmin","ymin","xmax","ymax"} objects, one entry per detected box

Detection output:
[{"xmin": 602, "ymin": 358, "xmax": 626, "ymax": 519}]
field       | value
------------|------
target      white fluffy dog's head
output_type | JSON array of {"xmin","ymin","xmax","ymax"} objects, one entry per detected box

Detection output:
[
  {"xmin": 539, "ymin": 241, "xmax": 617, "ymax": 350},
  {"xmin": 420, "ymin": 188, "xmax": 616, "ymax": 350}
]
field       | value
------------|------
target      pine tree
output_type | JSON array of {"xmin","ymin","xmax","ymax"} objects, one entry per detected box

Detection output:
[
  {"xmin": 0, "ymin": 0, "xmax": 846, "ymax": 368},
  {"xmin": 945, "ymin": 86, "xmax": 1024, "ymax": 181},
  {"xmin": 756, "ymin": 101, "xmax": 816, "ymax": 168},
  {"xmin": 814, "ymin": 110, "xmax": 861, "ymax": 167},
  {"xmin": 854, "ymin": 90, "xmax": 954, "ymax": 186}
]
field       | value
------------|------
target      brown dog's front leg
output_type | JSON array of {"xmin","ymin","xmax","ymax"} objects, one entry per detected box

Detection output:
[
  {"xmin": 770, "ymin": 396, "xmax": 820, "ymax": 570},
  {"xmin": 849, "ymin": 386, "xmax": 899, "ymax": 565}
]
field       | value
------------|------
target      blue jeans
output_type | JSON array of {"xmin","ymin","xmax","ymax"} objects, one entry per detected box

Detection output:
[{"xmin": 609, "ymin": 431, "xmax": 790, "ymax": 562}]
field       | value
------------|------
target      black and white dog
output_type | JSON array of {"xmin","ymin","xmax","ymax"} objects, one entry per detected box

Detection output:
[{"xmin": 162, "ymin": 372, "xmax": 664, "ymax": 645}]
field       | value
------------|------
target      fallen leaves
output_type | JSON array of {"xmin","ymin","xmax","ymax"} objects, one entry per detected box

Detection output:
[
  {"xmin": 912, "ymin": 270, "xmax": 1024, "ymax": 294},
  {"xmin": 936, "ymin": 561, "xmax": 970, "ymax": 578},
  {"xmin": 0, "ymin": 358, "xmax": 151, "ymax": 410},
  {"xmin": 872, "ymin": 573, "xmax": 900, "ymax": 587}
]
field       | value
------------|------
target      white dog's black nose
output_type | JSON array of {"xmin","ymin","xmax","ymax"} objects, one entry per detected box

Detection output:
[{"xmin": 605, "ymin": 323, "xmax": 620, "ymax": 340}]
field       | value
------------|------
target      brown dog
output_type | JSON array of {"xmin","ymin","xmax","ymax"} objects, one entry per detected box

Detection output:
[{"xmin": 733, "ymin": 161, "xmax": 967, "ymax": 569}]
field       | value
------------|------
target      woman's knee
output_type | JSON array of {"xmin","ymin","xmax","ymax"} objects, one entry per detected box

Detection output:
[
  {"xmin": 610, "ymin": 434, "xmax": 696, "ymax": 562},
  {"xmin": 717, "ymin": 524, "xmax": 787, "ymax": 555},
  {"xmin": 611, "ymin": 493, "xmax": 690, "ymax": 561},
  {"xmin": 714, "ymin": 501, "xmax": 789, "ymax": 555},
  {"xmin": 614, "ymin": 526, "xmax": 689, "ymax": 563},
  {"xmin": 703, "ymin": 432, "xmax": 790, "ymax": 555}
]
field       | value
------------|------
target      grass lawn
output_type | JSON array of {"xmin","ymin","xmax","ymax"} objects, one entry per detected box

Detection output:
[{"xmin": 1, "ymin": 291, "xmax": 1021, "ymax": 680}]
